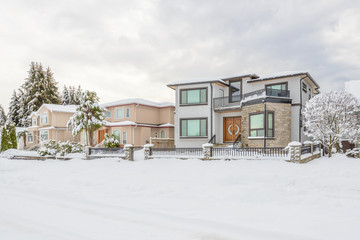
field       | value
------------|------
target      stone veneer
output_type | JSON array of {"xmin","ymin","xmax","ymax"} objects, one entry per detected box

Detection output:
[{"xmin": 241, "ymin": 102, "xmax": 291, "ymax": 148}]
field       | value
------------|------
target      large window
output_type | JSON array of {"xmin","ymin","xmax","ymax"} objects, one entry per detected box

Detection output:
[
  {"xmin": 32, "ymin": 118, "xmax": 37, "ymax": 126},
  {"xmin": 113, "ymin": 130, "xmax": 120, "ymax": 142},
  {"xmin": 40, "ymin": 113, "xmax": 48, "ymax": 124},
  {"xmin": 229, "ymin": 80, "xmax": 241, "ymax": 102},
  {"xmin": 180, "ymin": 118, "xmax": 207, "ymax": 137},
  {"xmin": 28, "ymin": 133, "xmax": 33, "ymax": 142},
  {"xmin": 40, "ymin": 131, "xmax": 48, "ymax": 141},
  {"xmin": 122, "ymin": 132, "xmax": 127, "ymax": 144},
  {"xmin": 180, "ymin": 88, "xmax": 207, "ymax": 105},
  {"xmin": 161, "ymin": 130, "xmax": 166, "ymax": 138},
  {"xmin": 266, "ymin": 83, "xmax": 288, "ymax": 97},
  {"xmin": 126, "ymin": 108, "xmax": 130, "ymax": 118},
  {"xmin": 116, "ymin": 108, "xmax": 124, "ymax": 119},
  {"xmin": 104, "ymin": 111, "xmax": 111, "ymax": 118},
  {"xmin": 249, "ymin": 112, "xmax": 274, "ymax": 138}
]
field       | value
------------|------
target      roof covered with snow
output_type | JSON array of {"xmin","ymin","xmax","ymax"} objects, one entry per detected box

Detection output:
[
  {"xmin": 30, "ymin": 104, "xmax": 78, "ymax": 116},
  {"xmin": 167, "ymin": 79, "xmax": 228, "ymax": 88},
  {"xmin": 101, "ymin": 98, "xmax": 174, "ymax": 108}
]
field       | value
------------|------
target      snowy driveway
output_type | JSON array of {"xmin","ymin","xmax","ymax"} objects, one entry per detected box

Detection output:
[{"xmin": 0, "ymin": 156, "xmax": 359, "ymax": 240}]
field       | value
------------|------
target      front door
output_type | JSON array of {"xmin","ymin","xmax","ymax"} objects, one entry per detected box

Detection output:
[
  {"xmin": 224, "ymin": 117, "xmax": 241, "ymax": 142},
  {"xmin": 98, "ymin": 130, "xmax": 106, "ymax": 143}
]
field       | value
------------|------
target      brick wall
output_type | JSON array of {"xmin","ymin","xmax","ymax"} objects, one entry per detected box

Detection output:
[{"xmin": 241, "ymin": 102, "xmax": 291, "ymax": 148}]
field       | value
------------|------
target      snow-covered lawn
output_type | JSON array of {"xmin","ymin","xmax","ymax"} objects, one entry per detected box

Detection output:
[{"xmin": 0, "ymin": 154, "xmax": 359, "ymax": 240}]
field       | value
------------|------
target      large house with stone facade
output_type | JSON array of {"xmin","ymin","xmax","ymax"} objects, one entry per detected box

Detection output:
[
  {"xmin": 168, "ymin": 72, "xmax": 320, "ymax": 148},
  {"xmin": 82, "ymin": 98, "xmax": 175, "ymax": 147}
]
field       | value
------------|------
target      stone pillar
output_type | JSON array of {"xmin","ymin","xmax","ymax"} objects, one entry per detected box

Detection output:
[
  {"xmin": 144, "ymin": 144, "xmax": 154, "ymax": 160},
  {"xmin": 202, "ymin": 143, "xmax": 213, "ymax": 160},
  {"xmin": 124, "ymin": 144, "xmax": 134, "ymax": 161},
  {"xmin": 85, "ymin": 146, "xmax": 91, "ymax": 160},
  {"xmin": 304, "ymin": 141, "xmax": 314, "ymax": 155},
  {"xmin": 288, "ymin": 141, "xmax": 302, "ymax": 163}
]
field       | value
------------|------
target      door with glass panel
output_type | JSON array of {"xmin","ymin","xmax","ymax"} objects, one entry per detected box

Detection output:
[{"xmin": 224, "ymin": 117, "xmax": 241, "ymax": 142}]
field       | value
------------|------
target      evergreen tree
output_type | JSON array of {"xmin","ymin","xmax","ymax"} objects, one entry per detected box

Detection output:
[
  {"xmin": 0, "ymin": 104, "xmax": 7, "ymax": 126},
  {"xmin": 62, "ymin": 85, "xmax": 83, "ymax": 105},
  {"xmin": 62, "ymin": 85, "xmax": 70, "ymax": 105},
  {"xmin": 19, "ymin": 62, "xmax": 61, "ymax": 127},
  {"xmin": 8, "ymin": 90, "xmax": 21, "ymax": 126},
  {"xmin": 0, "ymin": 121, "xmax": 17, "ymax": 152},
  {"xmin": 67, "ymin": 91, "xmax": 105, "ymax": 146}
]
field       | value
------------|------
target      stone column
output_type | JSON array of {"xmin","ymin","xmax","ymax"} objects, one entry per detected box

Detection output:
[
  {"xmin": 85, "ymin": 146, "xmax": 91, "ymax": 160},
  {"xmin": 124, "ymin": 144, "xmax": 134, "ymax": 161},
  {"xmin": 304, "ymin": 141, "xmax": 314, "ymax": 155},
  {"xmin": 144, "ymin": 144, "xmax": 154, "ymax": 160},
  {"xmin": 288, "ymin": 141, "xmax": 302, "ymax": 163},
  {"xmin": 202, "ymin": 143, "xmax": 213, "ymax": 160}
]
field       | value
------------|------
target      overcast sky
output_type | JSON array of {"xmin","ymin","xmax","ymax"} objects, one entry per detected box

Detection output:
[{"xmin": 0, "ymin": 0, "xmax": 359, "ymax": 111}]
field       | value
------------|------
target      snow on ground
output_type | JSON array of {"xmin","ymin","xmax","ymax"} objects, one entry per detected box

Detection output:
[{"xmin": 0, "ymin": 154, "xmax": 359, "ymax": 240}]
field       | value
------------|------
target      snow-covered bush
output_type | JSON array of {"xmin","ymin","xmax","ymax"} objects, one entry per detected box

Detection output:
[
  {"xmin": 38, "ymin": 140, "xmax": 84, "ymax": 156},
  {"xmin": 303, "ymin": 91, "xmax": 360, "ymax": 157},
  {"xmin": 103, "ymin": 133, "xmax": 120, "ymax": 148},
  {"xmin": 1, "ymin": 121, "xmax": 17, "ymax": 152},
  {"xmin": 345, "ymin": 148, "xmax": 360, "ymax": 158}
]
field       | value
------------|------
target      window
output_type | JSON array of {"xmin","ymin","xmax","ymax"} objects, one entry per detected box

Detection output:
[
  {"xmin": 309, "ymin": 88, "xmax": 312, "ymax": 99},
  {"xmin": 180, "ymin": 88, "xmax": 207, "ymax": 105},
  {"xmin": 154, "ymin": 132, "xmax": 158, "ymax": 138},
  {"xmin": 116, "ymin": 108, "xmax": 124, "ymax": 119},
  {"xmin": 249, "ymin": 112, "xmax": 274, "ymax": 138},
  {"xmin": 180, "ymin": 118, "xmax": 207, "ymax": 137},
  {"xmin": 28, "ymin": 133, "xmax": 33, "ymax": 142},
  {"xmin": 32, "ymin": 118, "xmax": 37, "ymax": 126},
  {"xmin": 161, "ymin": 130, "xmax": 166, "ymax": 138},
  {"xmin": 126, "ymin": 108, "xmax": 130, "ymax": 118},
  {"xmin": 302, "ymin": 82, "xmax": 307, "ymax": 92},
  {"xmin": 266, "ymin": 83, "xmax": 287, "ymax": 97},
  {"xmin": 83, "ymin": 131, "xmax": 87, "ymax": 144},
  {"xmin": 104, "ymin": 111, "xmax": 111, "ymax": 118},
  {"xmin": 122, "ymin": 132, "xmax": 127, "ymax": 144},
  {"xmin": 113, "ymin": 130, "xmax": 120, "ymax": 142},
  {"xmin": 229, "ymin": 80, "xmax": 241, "ymax": 102},
  {"xmin": 40, "ymin": 131, "xmax": 48, "ymax": 141},
  {"xmin": 40, "ymin": 113, "xmax": 48, "ymax": 124}
]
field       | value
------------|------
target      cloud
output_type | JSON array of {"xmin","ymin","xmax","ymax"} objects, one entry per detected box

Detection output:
[{"xmin": 0, "ymin": 0, "xmax": 359, "ymax": 111}]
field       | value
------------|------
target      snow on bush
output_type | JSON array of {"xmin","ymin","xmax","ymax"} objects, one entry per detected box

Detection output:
[
  {"xmin": 345, "ymin": 148, "xmax": 360, "ymax": 158},
  {"xmin": 38, "ymin": 140, "xmax": 84, "ymax": 156},
  {"xmin": 303, "ymin": 90, "xmax": 360, "ymax": 157},
  {"xmin": 103, "ymin": 133, "xmax": 120, "ymax": 148}
]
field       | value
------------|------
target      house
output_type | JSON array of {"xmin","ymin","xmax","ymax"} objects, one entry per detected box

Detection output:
[
  {"xmin": 168, "ymin": 71, "xmax": 320, "ymax": 148},
  {"xmin": 26, "ymin": 104, "xmax": 79, "ymax": 149},
  {"xmin": 83, "ymin": 98, "xmax": 175, "ymax": 147}
]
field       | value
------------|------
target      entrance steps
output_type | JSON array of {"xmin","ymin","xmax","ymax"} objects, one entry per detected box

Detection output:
[{"xmin": 213, "ymin": 143, "xmax": 233, "ymax": 148}]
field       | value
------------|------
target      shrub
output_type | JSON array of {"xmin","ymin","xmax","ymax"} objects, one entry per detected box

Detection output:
[
  {"xmin": 38, "ymin": 140, "xmax": 84, "ymax": 156},
  {"xmin": 345, "ymin": 148, "xmax": 360, "ymax": 158},
  {"xmin": 103, "ymin": 133, "xmax": 120, "ymax": 148}
]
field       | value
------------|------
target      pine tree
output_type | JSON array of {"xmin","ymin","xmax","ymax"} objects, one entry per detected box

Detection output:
[
  {"xmin": 8, "ymin": 90, "xmax": 21, "ymax": 126},
  {"xmin": 0, "ymin": 104, "xmax": 7, "ymax": 126},
  {"xmin": 62, "ymin": 85, "xmax": 70, "ymax": 105},
  {"xmin": 67, "ymin": 91, "xmax": 105, "ymax": 146},
  {"xmin": 62, "ymin": 85, "xmax": 82, "ymax": 105},
  {"xmin": 19, "ymin": 62, "xmax": 61, "ymax": 127},
  {"xmin": 0, "ymin": 121, "xmax": 17, "ymax": 152}
]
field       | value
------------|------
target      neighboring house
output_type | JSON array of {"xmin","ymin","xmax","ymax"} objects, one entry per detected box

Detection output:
[
  {"xmin": 168, "ymin": 71, "xmax": 320, "ymax": 148},
  {"xmin": 26, "ymin": 104, "xmax": 79, "ymax": 149},
  {"xmin": 84, "ymin": 98, "xmax": 175, "ymax": 147}
]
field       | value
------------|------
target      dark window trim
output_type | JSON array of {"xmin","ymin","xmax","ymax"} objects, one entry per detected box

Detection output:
[
  {"xmin": 265, "ymin": 81, "xmax": 288, "ymax": 90},
  {"xmin": 302, "ymin": 82, "xmax": 307, "ymax": 93},
  {"xmin": 228, "ymin": 79, "xmax": 242, "ymax": 103},
  {"xmin": 180, "ymin": 117, "xmax": 208, "ymax": 138},
  {"xmin": 249, "ymin": 111, "xmax": 275, "ymax": 138},
  {"xmin": 180, "ymin": 87, "xmax": 208, "ymax": 106}
]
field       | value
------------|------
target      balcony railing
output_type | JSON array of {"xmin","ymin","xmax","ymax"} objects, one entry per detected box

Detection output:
[{"xmin": 214, "ymin": 89, "xmax": 290, "ymax": 110}]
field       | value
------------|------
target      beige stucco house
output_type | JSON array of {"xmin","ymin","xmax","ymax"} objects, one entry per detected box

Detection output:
[
  {"xmin": 80, "ymin": 98, "xmax": 175, "ymax": 147},
  {"xmin": 26, "ymin": 104, "xmax": 80, "ymax": 149}
]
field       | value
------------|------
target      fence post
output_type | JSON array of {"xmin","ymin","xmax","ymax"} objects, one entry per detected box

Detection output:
[
  {"xmin": 124, "ymin": 144, "xmax": 134, "ymax": 161},
  {"xmin": 202, "ymin": 143, "xmax": 213, "ymax": 160},
  {"xmin": 144, "ymin": 144, "xmax": 154, "ymax": 160},
  {"xmin": 288, "ymin": 141, "xmax": 302, "ymax": 163},
  {"xmin": 304, "ymin": 141, "xmax": 314, "ymax": 155},
  {"xmin": 85, "ymin": 146, "xmax": 91, "ymax": 160}
]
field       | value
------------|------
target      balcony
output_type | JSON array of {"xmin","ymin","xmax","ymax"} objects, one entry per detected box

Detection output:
[{"xmin": 213, "ymin": 89, "xmax": 290, "ymax": 111}]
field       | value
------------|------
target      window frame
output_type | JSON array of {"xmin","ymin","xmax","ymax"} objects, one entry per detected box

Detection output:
[
  {"xmin": 40, "ymin": 113, "xmax": 48, "ymax": 124},
  {"xmin": 228, "ymin": 80, "xmax": 242, "ymax": 103},
  {"xmin": 32, "ymin": 118, "xmax": 37, "ymax": 126},
  {"xmin": 180, "ymin": 118, "xmax": 208, "ymax": 138},
  {"xmin": 28, "ymin": 132, "xmax": 34, "ymax": 142},
  {"xmin": 40, "ymin": 130, "xmax": 49, "ymax": 141},
  {"xmin": 180, "ymin": 87, "xmax": 208, "ymax": 106},
  {"xmin": 113, "ymin": 130, "xmax": 121, "ymax": 142},
  {"xmin": 265, "ymin": 82, "xmax": 288, "ymax": 97},
  {"xmin": 116, "ymin": 108, "xmax": 124, "ymax": 119},
  {"xmin": 249, "ymin": 111, "xmax": 275, "ymax": 138},
  {"xmin": 160, "ymin": 130, "xmax": 166, "ymax": 138},
  {"xmin": 125, "ymin": 108, "xmax": 130, "ymax": 118},
  {"xmin": 122, "ymin": 131, "xmax": 127, "ymax": 144},
  {"xmin": 302, "ymin": 82, "xmax": 307, "ymax": 93},
  {"xmin": 104, "ymin": 110, "xmax": 111, "ymax": 118}
]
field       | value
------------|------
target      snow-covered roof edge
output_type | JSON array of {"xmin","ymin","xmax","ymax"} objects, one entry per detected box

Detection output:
[
  {"xmin": 101, "ymin": 98, "xmax": 174, "ymax": 108},
  {"xmin": 30, "ymin": 104, "xmax": 78, "ymax": 117}
]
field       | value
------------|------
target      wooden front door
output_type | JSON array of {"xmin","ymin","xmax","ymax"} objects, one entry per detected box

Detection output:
[
  {"xmin": 98, "ymin": 130, "xmax": 106, "ymax": 143},
  {"xmin": 224, "ymin": 117, "xmax": 242, "ymax": 142}
]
